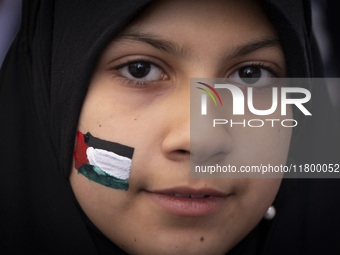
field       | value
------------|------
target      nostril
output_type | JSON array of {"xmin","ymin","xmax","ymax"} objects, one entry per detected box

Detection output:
[
  {"xmin": 164, "ymin": 149, "xmax": 190, "ymax": 161},
  {"xmin": 177, "ymin": 149, "xmax": 189, "ymax": 154}
]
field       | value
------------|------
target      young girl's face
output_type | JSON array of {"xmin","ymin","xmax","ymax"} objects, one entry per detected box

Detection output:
[{"xmin": 70, "ymin": 0, "xmax": 291, "ymax": 254}]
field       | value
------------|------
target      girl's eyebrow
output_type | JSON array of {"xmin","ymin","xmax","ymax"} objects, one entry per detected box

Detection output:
[
  {"xmin": 113, "ymin": 32, "xmax": 188, "ymax": 59},
  {"xmin": 113, "ymin": 31, "xmax": 281, "ymax": 60},
  {"xmin": 225, "ymin": 37, "xmax": 281, "ymax": 59}
]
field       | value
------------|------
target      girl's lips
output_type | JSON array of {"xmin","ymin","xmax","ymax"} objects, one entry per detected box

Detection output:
[{"xmin": 144, "ymin": 187, "xmax": 230, "ymax": 216}]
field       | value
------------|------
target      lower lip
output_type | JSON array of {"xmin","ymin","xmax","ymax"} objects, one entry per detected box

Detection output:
[{"xmin": 145, "ymin": 192, "xmax": 229, "ymax": 216}]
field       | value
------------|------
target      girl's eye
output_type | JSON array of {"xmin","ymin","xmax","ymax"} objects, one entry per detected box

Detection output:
[
  {"xmin": 228, "ymin": 65, "xmax": 276, "ymax": 87},
  {"xmin": 116, "ymin": 61, "xmax": 167, "ymax": 81}
]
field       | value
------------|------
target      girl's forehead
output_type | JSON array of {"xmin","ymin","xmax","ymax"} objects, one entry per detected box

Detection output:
[
  {"xmin": 115, "ymin": 0, "xmax": 278, "ymax": 53},
  {"xmin": 100, "ymin": 0, "xmax": 281, "ymax": 69}
]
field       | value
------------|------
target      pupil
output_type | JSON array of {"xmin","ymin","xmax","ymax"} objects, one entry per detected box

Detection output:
[
  {"xmin": 239, "ymin": 66, "xmax": 261, "ymax": 84},
  {"xmin": 128, "ymin": 62, "xmax": 151, "ymax": 78}
]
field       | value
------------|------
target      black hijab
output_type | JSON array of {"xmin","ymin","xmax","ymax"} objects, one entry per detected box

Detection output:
[{"xmin": 0, "ymin": 0, "xmax": 339, "ymax": 254}]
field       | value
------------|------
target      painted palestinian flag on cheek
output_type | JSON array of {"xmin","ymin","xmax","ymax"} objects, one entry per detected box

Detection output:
[{"xmin": 74, "ymin": 131, "xmax": 134, "ymax": 191}]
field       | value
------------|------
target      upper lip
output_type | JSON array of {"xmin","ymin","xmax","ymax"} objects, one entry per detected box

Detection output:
[{"xmin": 146, "ymin": 186, "xmax": 229, "ymax": 197}]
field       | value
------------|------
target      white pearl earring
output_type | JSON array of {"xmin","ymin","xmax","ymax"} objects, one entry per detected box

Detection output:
[{"xmin": 264, "ymin": 205, "xmax": 276, "ymax": 220}]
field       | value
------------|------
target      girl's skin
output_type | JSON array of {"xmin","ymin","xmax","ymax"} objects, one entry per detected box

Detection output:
[{"xmin": 70, "ymin": 0, "xmax": 292, "ymax": 254}]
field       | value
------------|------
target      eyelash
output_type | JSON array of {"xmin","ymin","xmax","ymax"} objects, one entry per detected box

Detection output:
[
  {"xmin": 112, "ymin": 74, "xmax": 152, "ymax": 88},
  {"xmin": 111, "ymin": 59, "xmax": 280, "ymax": 88},
  {"xmin": 234, "ymin": 62, "xmax": 280, "ymax": 77}
]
